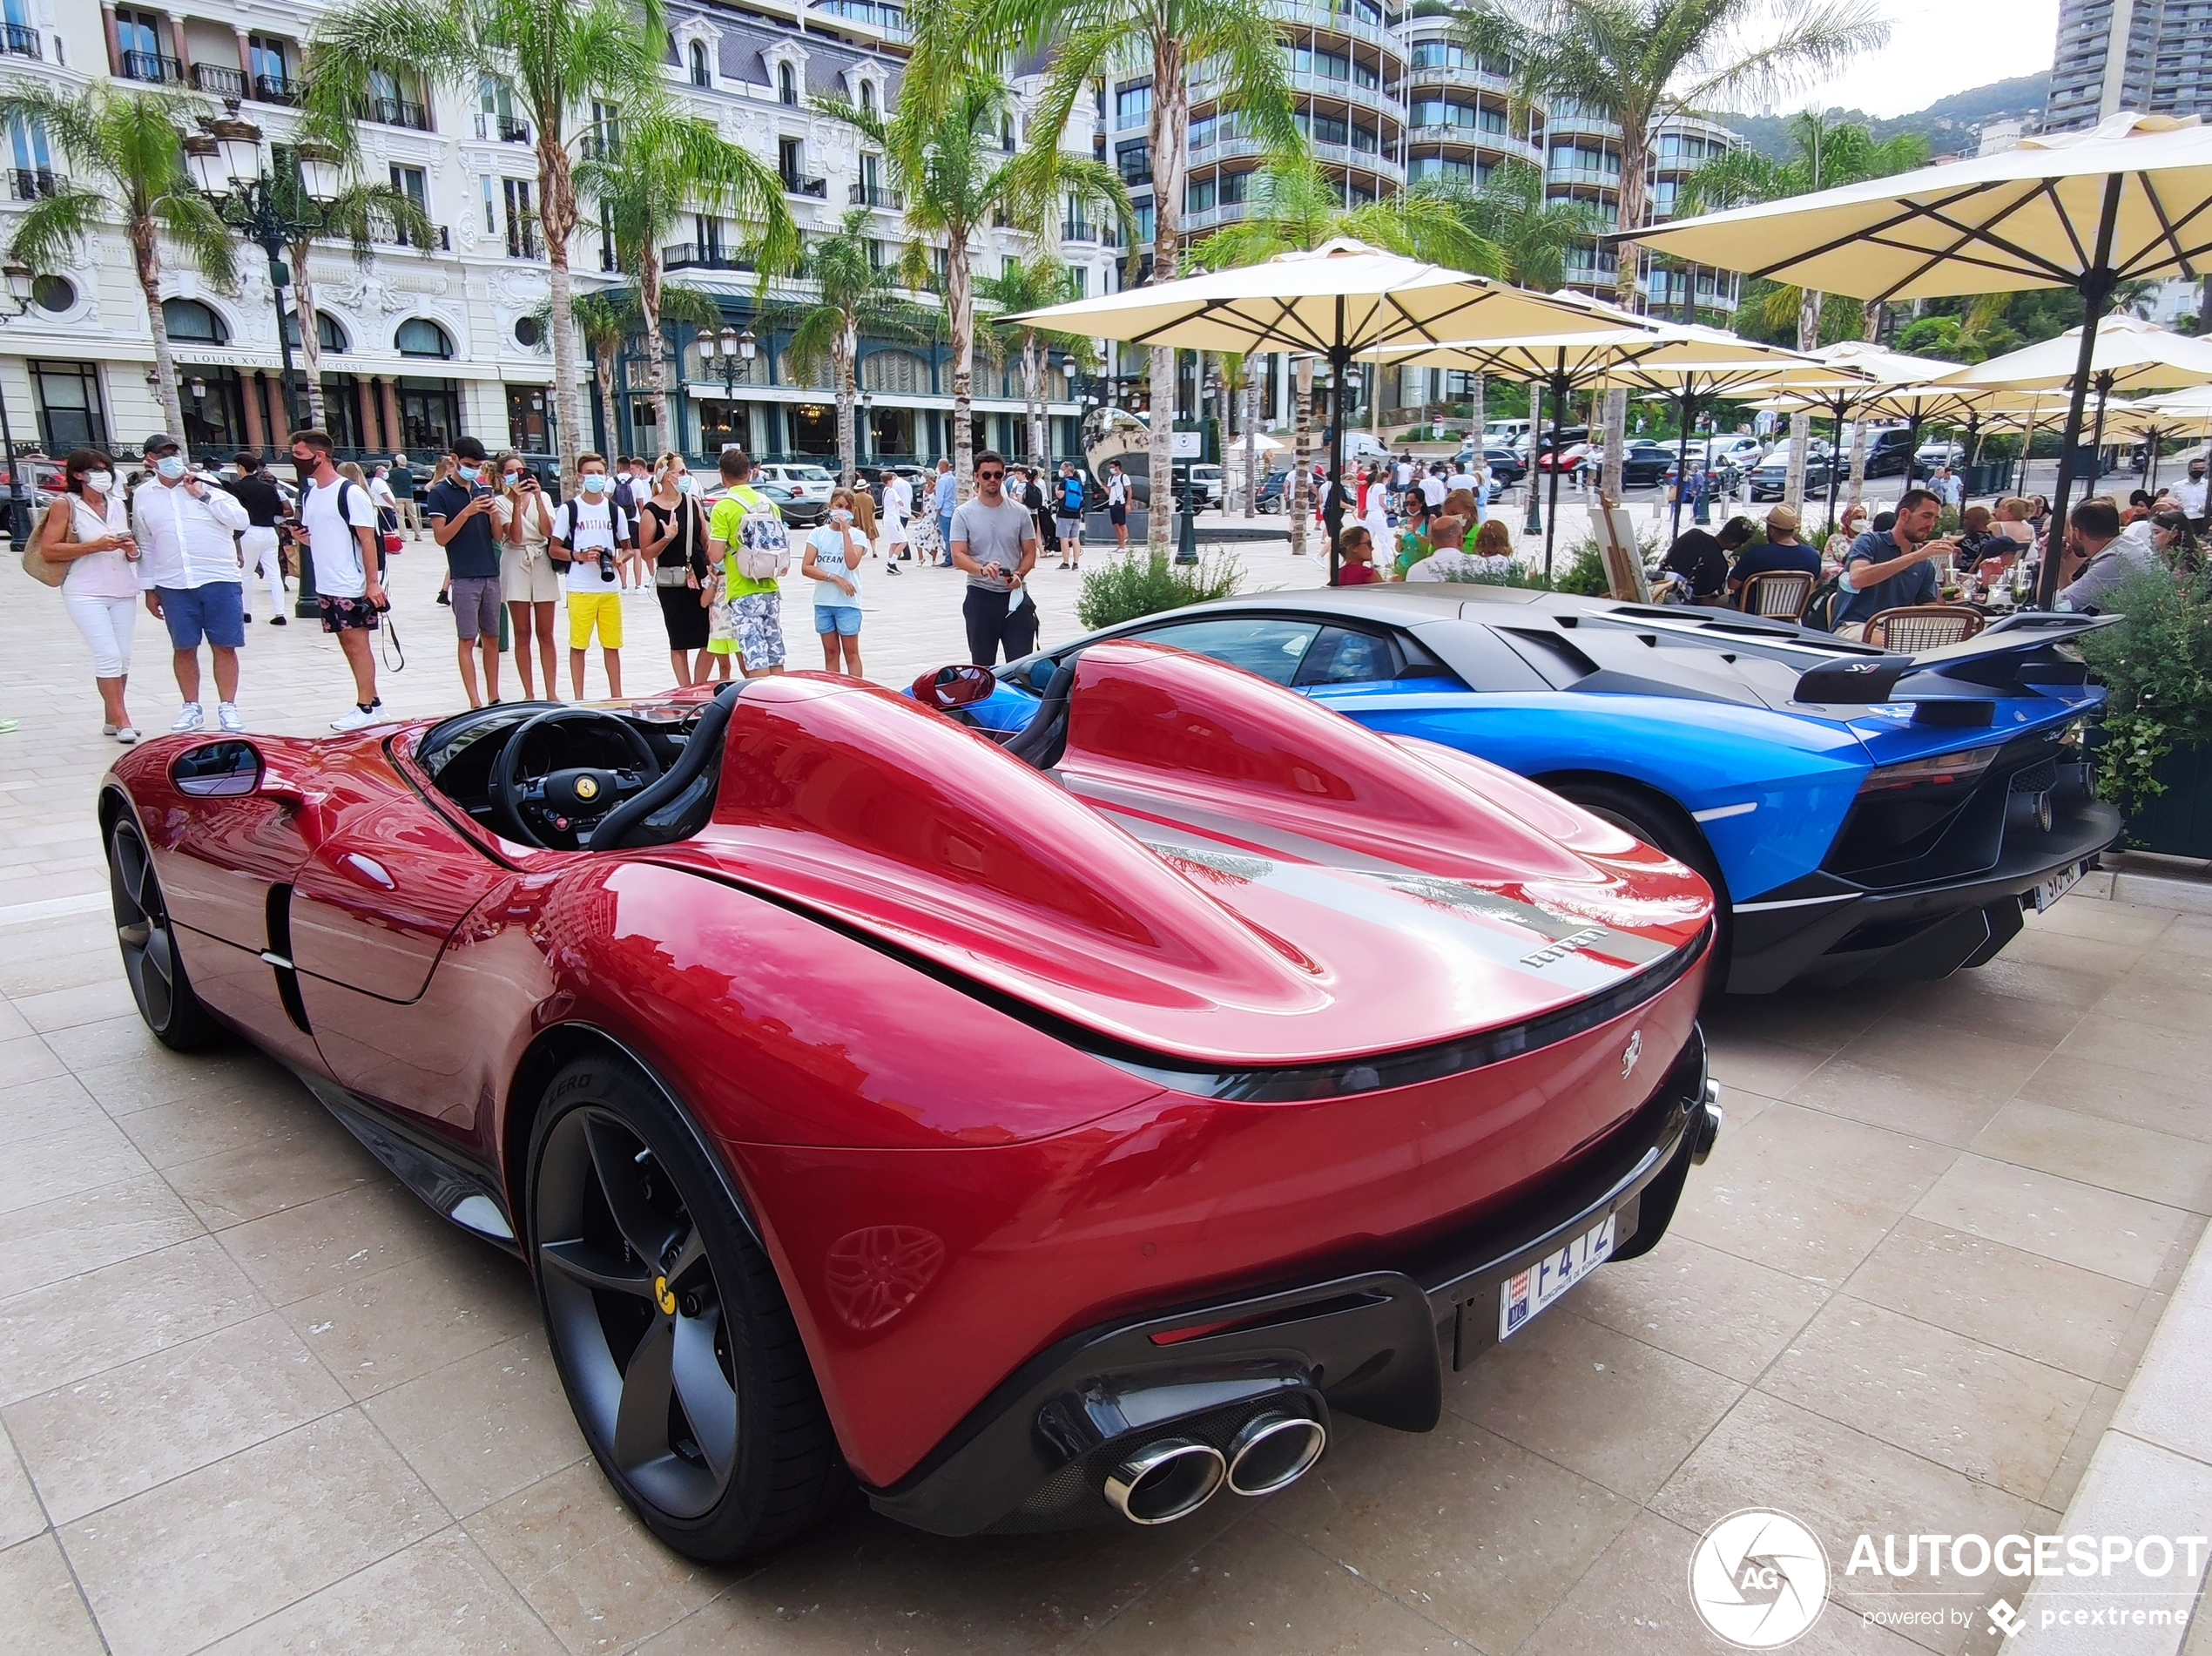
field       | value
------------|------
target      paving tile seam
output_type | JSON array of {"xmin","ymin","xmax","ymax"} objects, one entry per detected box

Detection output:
[
  {"xmin": 0, "ymin": 1413, "xmax": 111, "ymax": 1656},
  {"xmin": 1055, "ymin": 1499, "xmax": 1276, "ymax": 1655}
]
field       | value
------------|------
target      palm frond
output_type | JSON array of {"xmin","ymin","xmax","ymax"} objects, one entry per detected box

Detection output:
[{"xmin": 3, "ymin": 186, "xmax": 104, "ymax": 273}]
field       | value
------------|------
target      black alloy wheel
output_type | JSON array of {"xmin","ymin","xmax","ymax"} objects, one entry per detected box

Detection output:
[
  {"xmin": 528, "ymin": 1057, "xmax": 848, "ymax": 1560},
  {"xmin": 109, "ymin": 818, "xmax": 222, "ymax": 1051}
]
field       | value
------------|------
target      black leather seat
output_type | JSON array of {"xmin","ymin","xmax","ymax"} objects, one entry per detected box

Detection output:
[
  {"xmin": 1001, "ymin": 660, "xmax": 1076, "ymax": 771},
  {"xmin": 593, "ymin": 684, "xmax": 743, "ymax": 849}
]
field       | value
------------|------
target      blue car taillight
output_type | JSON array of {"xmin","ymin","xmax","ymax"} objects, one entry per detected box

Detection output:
[{"xmin": 1856, "ymin": 744, "xmax": 2003, "ymax": 796}]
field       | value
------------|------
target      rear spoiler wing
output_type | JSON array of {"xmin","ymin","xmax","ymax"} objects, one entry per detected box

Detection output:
[{"xmin": 1791, "ymin": 612, "xmax": 2120, "ymax": 705}]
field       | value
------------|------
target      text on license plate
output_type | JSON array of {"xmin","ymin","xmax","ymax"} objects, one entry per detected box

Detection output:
[
  {"xmin": 2031, "ymin": 863, "xmax": 2085, "ymax": 912},
  {"xmin": 1499, "ymin": 1215, "xmax": 1615, "ymax": 1341}
]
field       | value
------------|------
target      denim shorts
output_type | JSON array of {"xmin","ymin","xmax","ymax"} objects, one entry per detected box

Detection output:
[
  {"xmin": 814, "ymin": 603, "xmax": 862, "ymax": 637},
  {"xmin": 157, "ymin": 583, "xmax": 246, "ymax": 651}
]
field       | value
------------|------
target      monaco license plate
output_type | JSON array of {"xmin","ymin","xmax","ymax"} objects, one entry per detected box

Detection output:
[
  {"xmin": 1499, "ymin": 1215, "xmax": 1615, "ymax": 1341},
  {"xmin": 2030, "ymin": 862, "xmax": 2085, "ymax": 912}
]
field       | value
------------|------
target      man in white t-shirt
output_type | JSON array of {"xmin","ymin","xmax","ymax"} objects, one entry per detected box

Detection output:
[
  {"xmin": 287, "ymin": 428, "xmax": 389, "ymax": 731},
  {"xmin": 550, "ymin": 453, "xmax": 633, "ymax": 698},
  {"xmin": 1419, "ymin": 466, "xmax": 1447, "ymax": 510}
]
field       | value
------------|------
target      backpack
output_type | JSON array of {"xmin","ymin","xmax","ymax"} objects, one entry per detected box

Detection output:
[
  {"xmin": 1060, "ymin": 474, "xmax": 1084, "ymax": 516},
  {"xmin": 1801, "ymin": 574, "xmax": 1845, "ymax": 633},
  {"xmin": 731, "ymin": 487, "xmax": 790, "ymax": 581}
]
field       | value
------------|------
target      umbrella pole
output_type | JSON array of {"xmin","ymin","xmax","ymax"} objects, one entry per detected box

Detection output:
[
  {"xmin": 1826, "ymin": 397, "xmax": 1845, "ymax": 534},
  {"xmin": 1524, "ymin": 379, "xmax": 1544, "ymax": 536},
  {"xmin": 1326, "ymin": 329, "xmax": 1349, "ymax": 587},
  {"xmin": 1671, "ymin": 387, "xmax": 1693, "ymax": 541},
  {"xmin": 1543, "ymin": 356, "xmax": 1566, "ymax": 585},
  {"xmin": 2036, "ymin": 173, "xmax": 2124, "ymax": 609},
  {"xmin": 1905, "ymin": 411, "xmax": 1924, "ymax": 492}
]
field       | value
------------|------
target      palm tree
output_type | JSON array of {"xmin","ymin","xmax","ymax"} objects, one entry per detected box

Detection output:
[
  {"xmin": 822, "ymin": 69, "xmax": 1124, "ymax": 503},
  {"xmin": 775, "ymin": 210, "xmax": 939, "ymax": 486},
  {"xmin": 1189, "ymin": 159, "xmax": 1503, "ymax": 557},
  {"xmin": 910, "ymin": 0, "xmax": 1295, "ymax": 550},
  {"xmin": 548, "ymin": 284, "xmax": 746, "ymax": 456},
  {"xmin": 303, "ymin": 0, "xmax": 669, "ymax": 481},
  {"xmin": 0, "ymin": 83, "xmax": 234, "ymax": 455},
  {"xmin": 1456, "ymin": 0, "xmax": 1885, "ymax": 496},
  {"xmin": 574, "ymin": 93, "xmax": 798, "ymax": 441},
  {"xmin": 977, "ymin": 259, "xmax": 1098, "ymax": 467},
  {"xmin": 1683, "ymin": 112, "xmax": 1925, "ymax": 510}
]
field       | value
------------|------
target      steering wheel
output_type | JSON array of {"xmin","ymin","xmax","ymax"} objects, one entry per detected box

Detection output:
[{"xmin": 490, "ymin": 707, "xmax": 663, "ymax": 849}]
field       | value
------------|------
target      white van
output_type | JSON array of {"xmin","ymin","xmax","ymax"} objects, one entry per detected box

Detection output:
[{"xmin": 1485, "ymin": 419, "xmax": 1533, "ymax": 448}]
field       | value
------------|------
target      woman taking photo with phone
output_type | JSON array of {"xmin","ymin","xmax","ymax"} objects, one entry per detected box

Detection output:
[
  {"xmin": 639, "ymin": 453, "xmax": 713, "ymax": 686},
  {"xmin": 492, "ymin": 453, "xmax": 561, "ymax": 700},
  {"xmin": 42, "ymin": 448, "xmax": 141, "ymax": 741}
]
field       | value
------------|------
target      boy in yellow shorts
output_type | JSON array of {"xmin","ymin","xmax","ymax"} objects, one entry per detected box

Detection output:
[{"xmin": 550, "ymin": 452, "xmax": 632, "ymax": 698}]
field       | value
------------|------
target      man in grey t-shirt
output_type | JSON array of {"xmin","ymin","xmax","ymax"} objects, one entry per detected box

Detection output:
[{"xmin": 951, "ymin": 450, "xmax": 1039, "ymax": 665}]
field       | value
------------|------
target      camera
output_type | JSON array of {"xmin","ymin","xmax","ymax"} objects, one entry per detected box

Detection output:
[{"xmin": 598, "ymin": 546, "xmax": 618, "ymax": 581}]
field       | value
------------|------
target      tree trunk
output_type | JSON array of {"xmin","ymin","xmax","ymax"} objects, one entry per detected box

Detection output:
[
  {"xmin": 1242, "ymin": 371, "xmax": 1259, "ymax": 519},
  {"xmin": 1291, "ymin": 355, "xmax": 1313, "ymax": 557},
  {"xmin": 1146, "ymin": 31, "xmax": 1189, "ymax": 554},
  {"xmin": 1602, "ymin": 129, "xmax": 1652, "ymax": 502},
  {"xmin": 536, "ymin": 127, "xmax": 583, "ymax": 483},
  {"xmin": 640, "ymin": 250, "xmax": 672, "ymax": 443},
  {"xmin": 835, "ymin": 324, "xmax": 857, "ymax": 488},
  {"xmin": 133, "ymin": 219, "xmax": 186, "ymax": 455},
  {"xmin": 1469, "ymin": 372, "xmax": 1486, "ymax": 452},
  {"xmin": 290, "ymin": 246, "xmax": 328, "ymax": 428},
  {"xmin": 1022, "ymin": 336, "xmax": 1045, "ymax": 466},
  {"xmin": 1785, "ymin": 285, "xmax": 1823, "ymax": 512},
  {"xmin": 1845, "ymin": 418, "xmax": 1871, "ymax": 516},
  {"xmin": 948, "ymin": 228, "xmax": 974, "ymax": 501}
]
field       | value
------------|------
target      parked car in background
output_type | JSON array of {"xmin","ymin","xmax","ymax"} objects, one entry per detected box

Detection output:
[
  {"xmin": 1619, "ymin": 441, "xmax": 1677, "ymax": 488},
  {"xmin": 1481, "ymin": 443, "xmax": 1527, "ymax": 485},
  {"xmin": 1749, "ymin": 441, "xmax": 1835, "ymax": 501},
  {"xmin": 1706, "ymin": 435, "xmax": 1764, "ymax": 472},
  {"xmin": 752, "ymin": 463, "xmax": 838, "ymax": 508},
  {"xmin": 704, "ymin": 479, "xmax": 826, "ymax": 528},
  {"xmin": 1256, "ymin": 466, "xmax": 1291, "ymax": 512},
  {"xmin": 1186, "ymin": 463, "xmax": 1224, "ymax": 509},
  {"xmin": 1915, "ymin": 439, "xmax": 1966, "ymax": 474}
]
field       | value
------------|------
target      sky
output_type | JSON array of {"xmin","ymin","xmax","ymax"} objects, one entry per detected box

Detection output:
[{"xmin": 1750, "ymin": 0, "xmax": 2061, "ymax": 120}]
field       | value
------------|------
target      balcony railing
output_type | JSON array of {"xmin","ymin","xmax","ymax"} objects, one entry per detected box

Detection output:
[
  {"xmin": 1062, "ymin": 218, "xmax": 1097, "ymax": 243},
  {"xmin": 9, "ymin": 167, "xmax": 61, "ymax": 202},
  {"xmin": 781, "ymin": 173, "xmax": 826, "ymax": 198},
  {"xmin": 0, "ymin": 22, "xmax": 38, "ymax": 58},
  {"xmin": 849, "ymin": 181, "xmax": 903, "ymax": 209},
  {"xmin": 378, "ymin": 222, "xmax": 450, "ymax": 250},
  {"xmin": 361, "ymin": 95, "xmax": 431, "ymax": 131},
  {"xmin": 476, "ymin": 112, "xmax": 532, "ymax": 143},
  {"xmin": 120, "ymin": 50, "xmax": 185, "ymax": 84},
  {"xmin": 662, "ymin": 242, "xmax": 753, "ymax": 272},
  {"xmin": 507, "ymin": 219, "xmax": 542, "ymax": 259},
  {"xmin": 253, "ymin": 71, "xmax": 306, "ymax": 105},
  {"xmin": 190, "ymin": 62, "xmax": 245, "ymax": 98}
]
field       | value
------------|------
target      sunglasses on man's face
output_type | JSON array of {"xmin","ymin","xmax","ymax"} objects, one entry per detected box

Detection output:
[{"xmin": 977, "ymin": 470, "xmax": 1004, "ymax": 482}]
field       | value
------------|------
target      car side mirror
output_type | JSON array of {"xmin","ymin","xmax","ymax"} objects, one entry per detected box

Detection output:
[
  {"xmin": 171, "ymin": 740, "xmax": 263, "ymax": 798},
  {"xmin": 910, "ymin": 664, "xmax": 997, "ymax": 711}
]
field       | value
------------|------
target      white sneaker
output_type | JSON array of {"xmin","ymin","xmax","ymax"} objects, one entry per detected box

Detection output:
[
  {"xmin": 102, "ymin": 721, "xmax": 116, "ymax": 736},
  {"xmin": 217, "ymin": 703, "xmax": 246, "ymax": 734},
  {"xmin": 329, "ymin": 700, "xmax": 384, "ymax": 732},
  {"xmin": 113, "ymin": 727, "xmax": 138, "ymax": 744},
  {"xmin": 170, "ymin": 705, "xmax": 206, "ymax": 733}
]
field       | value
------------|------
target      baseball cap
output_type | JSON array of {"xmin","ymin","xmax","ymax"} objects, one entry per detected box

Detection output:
[
  {"xmin": 143, "ymin": 432, "xmax": 180, "ymax": 456},
  {"xmin": 1765, "ymin": 506, "xmax": 1800, "ymax": 536}
]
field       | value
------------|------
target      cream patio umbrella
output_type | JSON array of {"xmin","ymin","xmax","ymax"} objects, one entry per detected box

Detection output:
[
  {"xmin": 1009, "ymin": 239, "xmax": 1649, "ymax": 581},
  {"xmin": 1359, "ymin": 319, "xmax": 1812, "ymax": 577},
  {"xmin": 1725, "ymin": 341, "xmax": 1959, "ymax": 528},
  {"xmin": 2098, "ymin": 395, "xmax": 2212, "ymax": 490},
  {"xmin": 1632, "ymin": 112, "xmax": 2212, "ymax": 603},
  {"xmin": 1935, "ymin": 314, "xmax": 2212, "ymax": 463}
]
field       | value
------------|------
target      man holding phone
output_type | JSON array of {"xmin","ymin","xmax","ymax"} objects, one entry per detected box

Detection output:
[
  {"xmin": 1828, "ymin": 488, "xmax": 1952, "ymax": 638},
  {"xmin": 424, "ymin": 435, "xmax": 504, "ymax": 708},
  {"xmin": 288, "ymin": 429, "xmax": 389, "ymax": 729},
  {"xmin": 950, "ymin": 450, "xmax": 1037, "ymax": 665}
]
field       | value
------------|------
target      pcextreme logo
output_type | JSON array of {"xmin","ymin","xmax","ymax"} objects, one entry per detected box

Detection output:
[{"xmin": 1689, "ymin": 1509, "xmax": 1830, "ymax": 1648}]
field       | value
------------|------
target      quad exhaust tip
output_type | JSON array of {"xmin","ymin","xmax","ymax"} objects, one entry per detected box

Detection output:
[
  {"xmin": 1692, "ymin": 1082, "xmax": 1723, "ymax": 1165},
  {"xmin": 1225, "ymin": 1413, "xmax": 1328, "ymax": 1497},
  {"xmin": 1103, "ymin": 1438, "xmax": 1225, "ymax": 1524}
]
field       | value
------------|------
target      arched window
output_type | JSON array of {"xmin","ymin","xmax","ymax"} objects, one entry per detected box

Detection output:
[
  {"xmin": 282, "ymin": 310, "xmax": 348, "ymax": 352},
  {"xmin": 161, "ymin": 297, "xmax": 226, "ymax": 343},
  {"xmin": 778, "ymin": 63, "xmax": 798, "ymax": 105},
  {"xmin": 860, "ymin": 348, "xmax": 930, "ymax": 395},
  {"xmin": 395, "ymin": 317, "xmax": 454, "ymax": 359},
  {"xmin": 859, "ymin": 81, "xmax": 874, "ymax": 115},
  {"xmin": 689, "ymin": 40, "xmax": 711, "ymax": 87}
]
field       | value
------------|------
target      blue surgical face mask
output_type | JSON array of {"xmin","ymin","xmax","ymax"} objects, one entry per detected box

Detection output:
[
  {"xmin": 580, "ymin": 472, "xmax": 610, "ymax": 495},
  {"xmin": 677, "ymin": 474, "xmax": 698, "ymax": 496},
  {"xmin": 155, "ymin": 455, "xmax": 186, "ymax": 482},
  {"xmin": 455, "ymin": 464, "xmax": 480, "ymax": 484}
]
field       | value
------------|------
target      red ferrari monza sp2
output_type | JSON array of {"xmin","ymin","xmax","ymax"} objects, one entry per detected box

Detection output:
[{"xmin": 100, "ymin": 639, "xmax": 1721, "ymax": 1560}]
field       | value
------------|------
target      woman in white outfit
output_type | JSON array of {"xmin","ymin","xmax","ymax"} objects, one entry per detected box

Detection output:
[
  {"xmin": 42, "ymin": 448, "xmax": 142, "ymax": 741},
  {"xmin": 879, "ymin": 468, "xmax": 910, "ymax": 571}
]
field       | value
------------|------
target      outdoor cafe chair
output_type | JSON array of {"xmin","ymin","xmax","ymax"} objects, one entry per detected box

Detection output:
[
  {"xmin": 1865, "ymin": 605, "xmax": 1986, "ymax": 652},
  {"xmin": 1738, "ymin": 570, "xmax": 1816, "ymax": 620}
]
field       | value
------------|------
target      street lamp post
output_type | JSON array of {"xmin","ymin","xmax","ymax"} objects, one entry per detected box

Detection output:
[
  {"xmin": 699, "ymin": 323, "xmax": 757, "ymax": 454},
  {"xmin": 858, "ymin": 389, "xmax": 873, "ymax": 471},
  {"xmin": 0, "ymin": 263, "xmax": 37, "ymax": 543},
  {"xmin": 183, "ymin": 108, "xmax": 342, "ymax": 436}
]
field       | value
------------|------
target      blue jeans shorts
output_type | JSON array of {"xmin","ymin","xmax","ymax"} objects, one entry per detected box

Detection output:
[
  {"xmin": 157, "ymin": 583, "xmax": 246, "ymax": 650},
  {"xmin": 814, "ymin": 603, "xmax": 862, "ymax": 637}
]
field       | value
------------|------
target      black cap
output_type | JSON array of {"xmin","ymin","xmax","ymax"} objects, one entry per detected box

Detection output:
[{"xmin": 143, "ymin": 432, "xmax": 180, "ymax": 456}]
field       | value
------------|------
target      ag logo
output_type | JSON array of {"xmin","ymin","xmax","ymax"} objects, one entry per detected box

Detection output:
[
  {"xmin": 1689, "ymin": 1509, "xmax": 1829, "ymax": 1648},
  {"xmin": 1621, "ymin": 1030, "xmax": 1643, "ymax": 1080}
]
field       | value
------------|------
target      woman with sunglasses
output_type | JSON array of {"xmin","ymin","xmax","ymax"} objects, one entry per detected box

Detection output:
[{"xmin": 639, "ymin": 453, "xmax": 714, "ymax": 686}]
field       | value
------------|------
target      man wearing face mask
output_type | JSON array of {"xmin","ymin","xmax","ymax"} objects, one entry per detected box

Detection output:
[
  {"xmin": 289, "ymin": 428, "xmax": 390, "ymax": 730},
  {"xmin": 550, "ymin": 453, "xmax": 632, "ymax": 698},
  {"xmin": 2175, "ymin": 458, "xmax": 2209, "ymax": 534},
  {"xmin": 424, "ymin": 436, "xmax": 504, "ymax": 709},
  {"xmin": 130, "ymin": 433, "xmax": 251, "ymax": 733}
]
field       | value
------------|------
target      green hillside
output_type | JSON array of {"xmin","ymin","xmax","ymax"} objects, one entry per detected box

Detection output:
[{"xmin": 1712, "ymin": 71, "xmax": 2050, "ymax": 161}]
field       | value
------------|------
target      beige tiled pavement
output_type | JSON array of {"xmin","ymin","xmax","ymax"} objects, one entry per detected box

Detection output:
[{"xmin": 0, "ymin": 532, "xmax": 2208, "ymax": 1653}]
